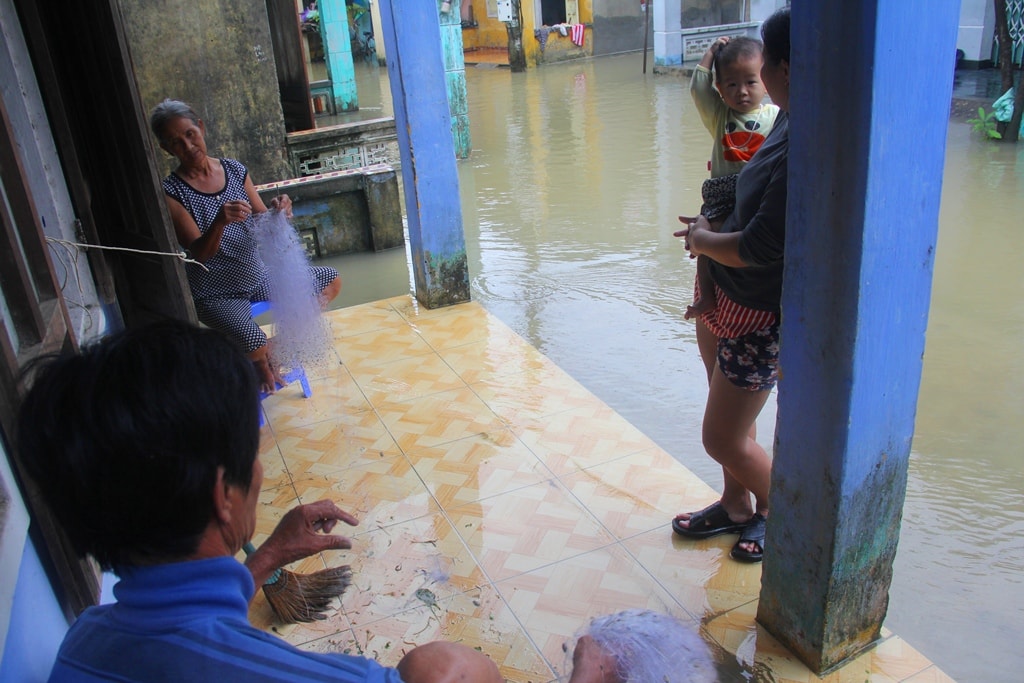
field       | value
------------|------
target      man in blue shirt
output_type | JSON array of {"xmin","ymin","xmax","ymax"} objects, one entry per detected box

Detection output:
[{"xmin": 18, "ymin": 321, "xmax": 620, "ymax": 683}]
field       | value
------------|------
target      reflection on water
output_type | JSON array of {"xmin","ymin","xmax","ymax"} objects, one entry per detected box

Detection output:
[{"xmin": 324, "ymin": 55, "xmax": 1024, "ymax": 681}]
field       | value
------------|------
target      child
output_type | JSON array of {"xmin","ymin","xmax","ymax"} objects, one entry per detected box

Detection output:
[{"xmin": 685, "ymin": 36, "xmax": 779, "ymax": 319}]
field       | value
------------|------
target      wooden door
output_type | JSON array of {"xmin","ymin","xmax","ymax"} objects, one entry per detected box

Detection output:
[{"xmin": 267, "ymin": 0, "xmax": 316, "ymax": 132}]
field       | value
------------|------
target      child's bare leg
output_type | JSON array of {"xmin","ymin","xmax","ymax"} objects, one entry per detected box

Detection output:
[{"xmin": 685, "ymin": 255, "xmax": 718, "ymax": 319}]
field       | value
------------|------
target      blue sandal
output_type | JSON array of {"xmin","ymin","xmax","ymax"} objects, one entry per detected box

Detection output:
[
  {"xmin": 730, "ymin": 512, "xmax": 766, "ymax": 562},
  {"xmin": 672, "ymin": 501, "xmax": 751, "ymax": 539}
]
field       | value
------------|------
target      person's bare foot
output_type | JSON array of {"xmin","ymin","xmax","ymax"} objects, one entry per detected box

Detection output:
[
  {"xmin": 569, "ymin": 636, "xmax": 623, "ymax": 683},
  {"xmin": 249, "ymin": 344, "xmax": 284, "ymax": 395}
]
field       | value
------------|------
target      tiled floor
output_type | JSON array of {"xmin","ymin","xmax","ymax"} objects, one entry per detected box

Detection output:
[
  {"xmin": 464, "ymin": 47, "xmax": 511, "ymax": 66},
  {"xmin": 248, "ymin": 296, "xmax": 953, "ymax": 682}
]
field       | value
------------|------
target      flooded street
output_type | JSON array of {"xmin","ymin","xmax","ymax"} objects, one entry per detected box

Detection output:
[{"xmin": 327, "ymin": 54, "xmax": 1024, "ymax": 681}]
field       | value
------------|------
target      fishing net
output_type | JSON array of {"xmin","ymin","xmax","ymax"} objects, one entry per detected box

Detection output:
[
  {"xmin": 567, "ymin": 609, "xmax": 717, "ymax": 683},
  {"xmin": 253, "ymin": 210, "xmax": 333, "ymax": 375}
]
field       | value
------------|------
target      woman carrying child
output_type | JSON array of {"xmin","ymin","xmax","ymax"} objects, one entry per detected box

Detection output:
[
  {"xmin": 686, "ymin": 34, "xmax": 780, "ymax": 320},
  {"xmin": 671, "ymin": 8, "xmax": 791, "ymax": 564}
]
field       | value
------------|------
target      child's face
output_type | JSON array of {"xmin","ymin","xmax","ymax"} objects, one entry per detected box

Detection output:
[{"xmin": 716, "ymin": 55, "xmax": 767, "ymax": 113}]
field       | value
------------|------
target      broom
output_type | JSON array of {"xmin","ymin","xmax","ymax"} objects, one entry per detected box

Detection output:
[{"xmin": 243, "ymin": 542, "xmax": 353, "ymax": 623}]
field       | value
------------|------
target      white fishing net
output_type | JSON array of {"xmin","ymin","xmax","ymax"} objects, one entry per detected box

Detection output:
[
  {"xmin": 567, "ymin": 609, "xmax": 717, "ymax": 683},
  {"xmin": 253, "ymin": 210, "xmax": 333, "ymax": 375}
]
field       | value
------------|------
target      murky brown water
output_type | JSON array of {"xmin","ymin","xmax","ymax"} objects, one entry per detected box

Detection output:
[{"xmin": 325, "ymin": 55, "xmax": 1024, "ymax": 682}]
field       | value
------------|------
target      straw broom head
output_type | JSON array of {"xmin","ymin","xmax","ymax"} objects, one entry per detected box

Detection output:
[{"xmin": 261, "ymin": 564, "xmax": 353, "ymax": 623}]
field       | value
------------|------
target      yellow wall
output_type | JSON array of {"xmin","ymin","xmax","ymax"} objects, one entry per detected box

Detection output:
[
  {"xmin": 464, "ymin": 1, "xmax": 593, "ymax": 66},
  {"xmin": 469, "ymin": 0, "xmax": 507, "ymax": 48}
]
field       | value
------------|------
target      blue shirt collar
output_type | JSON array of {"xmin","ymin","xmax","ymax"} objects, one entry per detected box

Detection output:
[{"xmin": 108, "ymin": 556, "xmax": 255, "ymax": 628}]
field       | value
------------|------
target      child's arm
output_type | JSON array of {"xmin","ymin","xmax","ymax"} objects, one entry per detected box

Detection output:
[
  {"xmin": 699, "ymin": 36, "xmax": 729, "ymax": 70},
  {"xmin": 690, "ymin": 37, "xmax": 731, "ymax": 135}
]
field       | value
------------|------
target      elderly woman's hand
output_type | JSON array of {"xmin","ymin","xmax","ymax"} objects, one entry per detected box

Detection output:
[
  {"xmin": 269, "ymin": 193, "xmax": 293, "ymax": 218},
  {"xmin": 674, "ymin": 215, "xmax": 712, "ymax": 258},
  {"xmin": 219, "ymin": 200, "xmax": 253, "ymax": 225}
]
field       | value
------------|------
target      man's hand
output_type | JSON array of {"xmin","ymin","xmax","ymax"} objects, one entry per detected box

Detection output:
[{"xmin": 245, "ymin": 499, "xmax": 358, "ymax": 586}]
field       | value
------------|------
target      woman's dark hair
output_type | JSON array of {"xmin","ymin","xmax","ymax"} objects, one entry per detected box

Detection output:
[
  {"xmin": 761, "ymin": 7, "xmax": 790, "ymax": 66},
  {"xmin": 149, "ymin": 98, "xmax": 201, "ymax": 141},
  {"xmin": 714, "ymin": 37, "xmax": 764, "ymax": 80},
  {"xmin": 16, "ymin": 321, "xmax": 261, "ymax": 571}
]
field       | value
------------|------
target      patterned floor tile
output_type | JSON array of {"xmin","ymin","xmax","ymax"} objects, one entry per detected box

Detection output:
[
  {"xmin": 244, "ymin": 297, "xmax": 949, "ymax": 683},
  {"xmin": 337, "ymin": 514, "xmax": 489, "ymax": 624},
  {"xmin": 347, "ymin": 351, "xmax": 468, "ymax": 405},
  {"xmin": 621, "ymin": 528, "xmax": 761, "ymax": 622},
  {"xmin": 470, "ymin": 363, "xmax": 604, "ymax": 427},
  {"xmin": 902, "ymin": 665, "xmax": 957, "ymax": 683},
  {"xmin": 558, "ymin": 446, "xmax": 717, "ymax": 539},
  {"xmin": 511, "ymin": 402, "xmax": 661, "ymax": 476},
  {"xmin": 493, "ymin": 542, "xmax": 702, "ymax": 679},
  {"xmin": 439, "ymin": 332, "xmax": 554, "ymax": 385},
  {"xmin": 325, "ymin": 301, "xmax": 411, "ymax": 338},
  {"xmin": 290, "ymin": 455, "xmax": 440, "ymax": 532},
  {"xmin": 406, "ymin": 301, "xmax": 518, "ymax": 351},
  {"xmin": 374, "ymin": 386, "xmax": 506, "ymax": 451},
  {"xmin": 273, "ymin": 412, "xmax": 405, "ymax": 482},
  {"xmin": 445, "ymin": 479, "xmax": 617, "ymax": 582},
  {"xmin": 704, "ymin": 601, "xmax": 935, "ymax": 683},
  {"xmin": 335, "ymin": 324, "xmax": 435, "ymax": 371},
  {"xmin": 305, "ymin": 585, "xmax": 555, "ymax": 683},
  {"xmin": 259, "ymin": 433, "xmax": 290, "ymax": 491},
  {"xmin": 387, "ymin": 295, "xmax": 467, "ymax": 323},
  {"xmin": 250, "ymin": 483, "xmax": 302, "ymax": 546},
  {"xmin": 405, "ymin": 429, "xmax": 553, "ymax": 509},
  {"xmin": 263, "ymin": 368, "xmax": 373, "ymax": 432}
]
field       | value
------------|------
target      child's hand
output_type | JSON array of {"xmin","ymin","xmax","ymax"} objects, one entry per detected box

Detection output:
[
  {"xmin": 700, "ymin": 36, "xmax": 731, "ymax": 69},
  {"xmin": 675, "ymin": 215, "xmax": 711, "ymax": 258}
]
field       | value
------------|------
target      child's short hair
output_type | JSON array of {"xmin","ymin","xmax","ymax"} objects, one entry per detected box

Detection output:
[{"xmin": 713, "ymin": 36, "xmax": 764, "ymax": 80}]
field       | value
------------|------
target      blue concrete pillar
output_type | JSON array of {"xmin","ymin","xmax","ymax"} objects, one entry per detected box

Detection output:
[
  {"xmin": 757, "ymin": 2, "xmax": 960, "ymax": 673},
  {"xmin": 320, "ymin": 0, "xmax": 357, "ymax": 112},
  {"xmin": 439, "ymin": 0, "xmax": 471, "ymax": 159},
  {"xmin": 653, "ymin": 0, "xmax": 682, "ymax": 67},
  {"xmin": 378, "ymin": 0, "xmax": 469, "ymax": 308}
]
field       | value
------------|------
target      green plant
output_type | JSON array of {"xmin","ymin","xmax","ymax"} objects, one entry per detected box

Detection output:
[{"xmin": 967, "ymin": 106, "xmax": 1003, "ymax": 139}]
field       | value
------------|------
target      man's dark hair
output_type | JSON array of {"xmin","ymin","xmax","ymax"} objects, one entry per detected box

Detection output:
[
  {"xmin": 16, "ymin": 321, "xmax": 261, "ymax": 571},
  {"xmin": 714, "ymin": 36, "xmax": 764, "ymax": 79},
  {"xmin": 761, "ymin": 7, "xmax": 790, "ymax": 66}
]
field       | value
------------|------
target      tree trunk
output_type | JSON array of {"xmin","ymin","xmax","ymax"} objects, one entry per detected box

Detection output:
[
  {"xmin": 995, "ymin": 0, "xmax": 1014, "ymax": 92},
  {"xmin": 506, "ymin": 0, "xmax": 526, "ymax": 72},
  {"xmin": 1007, "ymin": 73, "xmax": 1024, "ymax": 142}
]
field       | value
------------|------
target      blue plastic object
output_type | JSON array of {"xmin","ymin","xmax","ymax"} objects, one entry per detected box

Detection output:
[{"xmin": 252, "ymin": 301, "xmax": 312, "ymax": 427}]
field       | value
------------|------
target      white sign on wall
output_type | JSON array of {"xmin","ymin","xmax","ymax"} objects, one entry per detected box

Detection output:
[{"xmin": 497, "ymin": 0, "xmax": 513, "ymax": 22}]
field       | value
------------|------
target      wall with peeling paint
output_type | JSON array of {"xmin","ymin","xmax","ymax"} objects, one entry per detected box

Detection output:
[{"xmin": 118, "ymin": 0, "xmax": 291, "ymax": 184}]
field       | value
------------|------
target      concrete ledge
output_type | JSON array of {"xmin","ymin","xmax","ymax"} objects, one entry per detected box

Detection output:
[
  {"xmin": 256, "ymin": 164, "xmax": 404, "ymax": 257},
  {"xmin": 285, "ymin": 117, "xmax": 400, "ymax": 177}
]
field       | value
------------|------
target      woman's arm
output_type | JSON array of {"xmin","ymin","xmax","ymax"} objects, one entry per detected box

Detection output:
[
  {"xmin": 677, "ymin": 215, "xmax": 747, "ymax": 268},
  {"xmin": 166, "ymin": 196, "xmax": 226, "ymax": 264},
  {"xmin": 243, "ymin": 175, "xmax": 270, "ymax": 213}
]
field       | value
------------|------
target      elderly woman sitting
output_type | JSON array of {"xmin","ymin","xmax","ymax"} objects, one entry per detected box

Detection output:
[
  {"xmin": 150, "ymin": 99, "xmax": 341, "ymax": 393},
  {"xmin": 17, "ymin": 321, "xmax": 622, "ymax": 683}
]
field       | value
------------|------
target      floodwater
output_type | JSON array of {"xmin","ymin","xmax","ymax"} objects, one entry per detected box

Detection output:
[{"xmin": 324, "ymin": 54, "xmax": 1024, "ymax": 682}]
